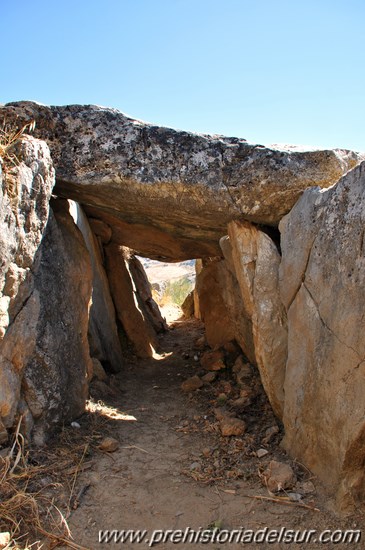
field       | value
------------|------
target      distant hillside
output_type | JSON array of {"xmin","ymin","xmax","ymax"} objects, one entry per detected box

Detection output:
[{"xmin": 138, "ymin": 258, "xmax": 195, "ymax": 306}]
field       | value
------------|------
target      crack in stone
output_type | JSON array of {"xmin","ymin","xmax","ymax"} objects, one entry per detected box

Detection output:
[
  {"xmin": 7, "ymin": 290, "xmax": 34, "ymax": 332},
  {"xmin": 286, "ymin": 238, "xmax": 315, "ymax": 312},
  {"xmin": 303, "ymin": 282, "xmax": 364, "ymax": 363}
]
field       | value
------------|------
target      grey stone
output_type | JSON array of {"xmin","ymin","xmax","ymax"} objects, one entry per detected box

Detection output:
[
  {"xmin": 1, "ymin": 101, "xmax": 363, "ymax": 260},
  {"xmin": 279, "ymin": 160, "xmax": 365, "ymax": 511}
]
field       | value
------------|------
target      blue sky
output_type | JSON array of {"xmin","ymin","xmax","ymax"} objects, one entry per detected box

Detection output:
[{"xmin": 2, "ymin": 0, "xmax": 364, "ymax": 151}]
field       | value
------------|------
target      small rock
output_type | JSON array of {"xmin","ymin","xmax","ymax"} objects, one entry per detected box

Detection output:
[
  {"xmin": 202, "ymin": 372, "xmax": 217, "ymax": 384},
  {"xmin": 214, "ymin": 407, "xmax": 231, "ymax": 421},
  {"xmin": 287, "ymin": 492, "xmax": 302, "ymax": 502},
  {"xmin": 300, "ymin": 481, "xmax": 316, "ymax": 494},
  {"xmin": 233, "ymin": 356, "xmax": 250, "ymax": 374},
  {"xmin": 202, "ymin": 447, "xmax": 211, "ymax": 458},
  {"xmin": 220, "ymin": 417, "xmax": 246, "ymax": 437},
  {"xmin": 182, "ymin": 352, "xmax": 190, "ymax": 359},
  {"xmin": 71, "ymin": 421, "xmax": 81, "ymax": 429},
  {"xmin": 91, "ymin": 357, "xmax": 108, "ymax": 382},
  {"xmin": 240, "ymin": 387, "xmax": 254, "ymax": 399},
  {"xmin": 256, "ymin": 448, "xmax": 269, "ymax": 458},
  {"xmin": 236, "ymin": 388, "xmax": 254, "ymax": 407},
  {"xmin": 193, "ymin": 355, "xmax": 199, "ymax": 362},
  {"xmin": 194, "ymin": 336, "xmax": 206, "ymax": 349},
  {"xmin": 181, "ymin": 375, "xmax": 203, "ymax": 392},
  {"xmin": 190, "ymin": 461, "xmax": 201, "ymax": 470},
  {"xmin": 200, "ymin": 349, "xmax": 225, "ymax": 371},
  {"xmin": 262, "ymin": 460, "xmax": 296, "ymax": 493},
  {"xmin": 231, "ymin": 396, "xmax": 250, "ymax": 409},
  {"xmin": 262, "ymin": 425, "xmax": 279, "ymax": 445},
  {"xmin": 0, "ymin": 532, "xmax": 10, "ymax": 549},
  {"xmin": 233, "ymin": 358, "xmax": 252, "ymax": 386},
  {"xmin": 98, "ymin": 437, "xmax": 119, "ymax": 452}
]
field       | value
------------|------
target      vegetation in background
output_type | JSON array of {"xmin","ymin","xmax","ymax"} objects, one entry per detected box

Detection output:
[{"xmin": 153, "ymin": 276, "xmax": 194, "ymax": 307}]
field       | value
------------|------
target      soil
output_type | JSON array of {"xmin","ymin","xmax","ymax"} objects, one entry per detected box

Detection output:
[{"xmin": 9, "ymin": 308, "xmax": 362, "ymax": 549}]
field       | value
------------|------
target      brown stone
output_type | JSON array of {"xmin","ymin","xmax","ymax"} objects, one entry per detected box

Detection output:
[
  {"xmin": 105, "ymin": 244, "xmax": 158, "ymax": 358},
  {"xmin": 201, "ymin": 372, "xmax": 217, "ymax": 384},
  {"xmin": 220, "ymin": 416, "xmax": 246, "ymax": 437},
  {"xmin": 128, "ymin": 256, "xmax": 167, "ymax": 334},
  {"xmin": 228, "ymin": 220, "xmax": 287, "ymax": 419},
  {"xmin": 213, "ymin": 407, "xmax": 232, "ymax": 421},
  {"xmin": 233, "ymin": 357, "xmax": 253, "ymax": 387},
  {"xmin": 181, "ymin": 376, "xmax": 203, "ymax": 393},
  {"xmin": 88, "ymin": 217, "xmax": 112, "ymax": 244},
  {"xmin": 279, "ymin": 160, "xmax": 365, "ymax": 511},
  {"xmin": 219, "ymin": 237, "xmax": 256, "ymax": 363},
  {"xmin": 98, "ymin": 437, "xmax": 119, "ymax": 453},
  {"xmin": 194, "ymin": 335, "xmax": 207, "ymax": 350},
  {"xmin": 181, "ymin": 290, "xmax": 195, "ymax": 318},
  {"xmin": 257, "ymin": 448, "xmax": 269, "ymax": 458},
  {"xmin": 195, "ymin": 258, "xmax": 236, "ymax": 348},
  {"xmin": 262, "ymin": 460, "xmax": 296, "ymax": 493},
  {"xmin": 200, "ymin": 349, "xmax": 225, "ymax": 371}
]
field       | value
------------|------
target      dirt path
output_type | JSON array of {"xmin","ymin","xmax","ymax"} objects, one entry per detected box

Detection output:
[{"xmin": 64, "ymin": 313, "xmax": 364, "ymax": 549}]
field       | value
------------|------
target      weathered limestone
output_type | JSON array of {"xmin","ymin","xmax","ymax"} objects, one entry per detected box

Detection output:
[
  {"xmin": 69, "ymin": 202, "xmax": 123, "ymax": 372},
  {"xmin": 2, "ymin": 103, "xmax": 365, "ymax": 513},
  {"xmin": 105, "ymin": 244, "xmax": 159, "ymax": 358},
  {"xmin": 219, "ymin": 235, "xmax": 256, "ymax": 364},
  {"xmin": 22, "ymin": 200, "xmax": 93, "ymax": 444},
  {"xmin": 228, "ymin": 221, "xmax": 287, "ymax": 419},
  {"xmin": 0, "ymin": 137, "xmax": 93, "ymax": 443},
  {"xmin": 279, "ymin": 161, "xmax": 365, "ymax": 510},
  {"xmin": 0, "ymin": 136, "xmax": 54, "ymax": 340},
  {"xmin": 128, "ymin": 256, "xmax": 167, "ymax": 334},
  {"xmin": 195, "ymin": 255, "xmax": 256, "ymax": 363},
  {"xmin": 1, "ymin": 101, "xmax": 363, "ymax": 260},
  {"xmin": 0, "ymin": 136, "xmax": 55, "ymax": 439},
  {"xmin": 195, "ymin": 258, "xmax": 236, "ymax": 349}
]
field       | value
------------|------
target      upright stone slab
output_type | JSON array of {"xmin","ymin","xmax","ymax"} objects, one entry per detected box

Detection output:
[
  {"xmin": 228, "ymin": 221, "xmax": 287, "ymax": 419},
  {"xmin": 70, "ymin": 202, "xmax": 124, "ymax": 373},
  {"xmin": 279, "ymin": 161, "xmax": 365, "ymax": 510}
]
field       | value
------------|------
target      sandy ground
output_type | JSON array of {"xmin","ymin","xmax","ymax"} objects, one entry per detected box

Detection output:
[{"xmin": 55, "ymin": 310, "xmax": 364, "ymax": 550}]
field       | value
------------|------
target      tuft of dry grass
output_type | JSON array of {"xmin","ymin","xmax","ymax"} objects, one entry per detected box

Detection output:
[
  {"xmin": 0, "ymin": 416, "xmax": 94, "ymax": 550},
  {"xmin": 0, "ymin": 120, "xmax": 36, "ymax": 167},
  {"xmin": 0, "ymin": 397, "xmax": 127, "ymax": 550},
  {"xmin": 0, "ymin": 119, "xmax": 36, "ymax": 207}
]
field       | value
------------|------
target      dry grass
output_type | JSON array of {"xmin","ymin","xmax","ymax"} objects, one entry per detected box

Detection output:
[
  {"xmin": 0, "ymin": 119, "xmax": 36, "ymax": 206},
  {"xmin": 0, "ymin": 403, "xmax": 114, "ymax": 550},
  {"xmin": 0, "ymin": 120, "xmax": 35, "ymax": 167},
  {"xmin": 0, "ymin": 396, "xmax": 128, "ymax": 549}
]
